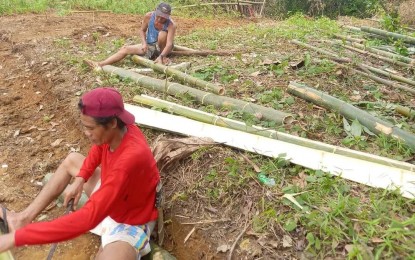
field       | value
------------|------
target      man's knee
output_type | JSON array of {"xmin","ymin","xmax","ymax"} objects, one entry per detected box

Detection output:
[{"xmin": 62, "ymin": 152, "xmax": 84, "ymax": 174}]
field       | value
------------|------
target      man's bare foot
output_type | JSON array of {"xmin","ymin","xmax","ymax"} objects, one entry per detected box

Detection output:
[
  {"xmin": 0, "ymin": 205, "xmax": 30, "ymax": 232},
  {"xmin": 83, "ymin": 59, "xmax": 103, "ymax": 72}
]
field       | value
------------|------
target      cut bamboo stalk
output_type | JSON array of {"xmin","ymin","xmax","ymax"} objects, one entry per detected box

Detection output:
[
  {"xmin": 334, "ymin": 34, "xmax": 365, "ymax": 44},
  {"xmin": 134, "ymin": 94, "xmax": 415, "ymax": 171},
  {"xmin": 170, "ymin": 50, "xmax": 238, "ymax": 56},
  {"xmin": 342, "ymin": 25, "xmax": 361, "ymax": 33},
  {"xmin": 345, "ymin": 41, "xmax": 415, "ymax": 64},
  {"xmin": 287, "ymin": 82, "xmax": 415, "ymax": 150},
  {"xmin": 129, "ymin": 62, "xmax": 191, "ymax": 74},
  {"xmin": 358, "ymin": 63, "xmax": 415, "ymax": 86},
  {"xmin": 124, "ymin": 103, "xmax": 415, "ymax": 199},
  {"xmin": 396, "ymin": 105, "xmax": 415, "ymax": 118},
  {"xmin": 102, "ymin": 65, "xmax": 293, "ymax": 125},
  {"xmin": 334, "ymin": 61, "xmax": 415, "ymax": 95},
  {"xmin": 0, "ymin": 231, "xmax": 15, "ymax": 260},
  {"xmin": 293, "ymin": 40, "xmax": 415, "ymax": 94},
  {"xmin": 173, "ymin": 45, "xmax": 197, "ymax": 52},
  {"xmin": 132, "ymin": 55, "xmax": 225, "ymax": 95},
  {"xmin": 291, "ymin": 40, "xmax": 351, "ymax": 63},
  {"xmin": 336, "ymin": 42, "xmax": 412, "ymax": 68},
  {"xmin": 361, "ymin": 26, "xmax": 415, "ymax": 45}
]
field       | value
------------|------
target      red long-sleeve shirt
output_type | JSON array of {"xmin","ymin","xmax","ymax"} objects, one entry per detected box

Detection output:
[{"xmin": 15, "ymin": 124, "xmax": 159, "ymax": 246}]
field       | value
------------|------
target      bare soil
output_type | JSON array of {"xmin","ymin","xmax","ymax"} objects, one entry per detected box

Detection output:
[{"xmin": 0, "ymin": 12, "xmax": 250, "ymax": 260}]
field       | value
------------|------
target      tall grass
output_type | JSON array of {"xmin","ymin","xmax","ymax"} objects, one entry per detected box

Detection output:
[{"xmin": 0, "ymin": 0, "xmax": 160, "ymax": 15}]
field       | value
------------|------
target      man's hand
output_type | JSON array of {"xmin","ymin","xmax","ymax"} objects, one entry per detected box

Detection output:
[
  {"xmin": 63, "ymin": 177, "xmax": 85, "ymax": 210},
  {"xmin": 154, "ymin": 55, "xmax": 164, "ymax": 64},
  {"xmin": 141, "ymin": 43, "xmax": 149, "ymax": 54},
  {"xmin": 0, "ymin": 232, "xmax": 15, "ymax": 253}
]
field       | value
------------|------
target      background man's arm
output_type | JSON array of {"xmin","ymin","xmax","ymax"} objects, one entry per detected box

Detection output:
[
  {"xmin": 161, "ymin": 22, "xmax": 176, "ymax": 57},
  {"xmin": 140, "ymin": 13, "xmax": 152, "ymax": 52}
]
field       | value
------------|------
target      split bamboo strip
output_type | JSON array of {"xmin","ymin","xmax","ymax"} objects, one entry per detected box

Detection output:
[
  {"xmin": 102, "ymin": 65, "xmax": 292, "ymax": 125},
  {"xmin": 132, "ymin": 55, "xmax": 225, "ymax": 95},
  {"xmin": 345, "ymin": 41, "xmax": 415, "ymax": 64},
  {"xmin": 361, "ymin": 26, "xmax": 415, "ymax": 45},
  {"xmin": 124, "ymin": 104, "xmax": 415, "ymax": 199},
  {"xmin": 287, "ymin": 82, "xmax": 415, "ymax": 150},
  {"xmin": 396, "ymin": 105, "xmax": 415, "ymax": 118},
  {"xmin": 134, "ymin": 94, "xmax": 415, "ymax": 171},
  {"xmin": 358, "ymin": 64, "xmax": 415, "ymax": 87}
]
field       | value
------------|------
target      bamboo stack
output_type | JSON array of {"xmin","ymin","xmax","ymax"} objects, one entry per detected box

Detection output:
[
  {"xmin": 134, "ymin": 94, "xmax": 415, "ymax": 170},
  {"xmin": 102, "ymin": 65, "xmax": 293, "ymax": 125},
  {"xmin": 361, "ymin": 26, "xmax": 415, "ymax": 45}
]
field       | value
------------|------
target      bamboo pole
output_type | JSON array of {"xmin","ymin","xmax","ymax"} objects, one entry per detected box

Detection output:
[
  {"xmin": 336, "ymin": 42, "xmax": 412, "ymax": 68},
  {"xmin": 361, "ymin": 26, "xmax": 415, "ymax": 45},
  {"xmin": 132, "ymin": 55, "xmax": 225, "ymax": 95},
  {"xmin": 170, "ymin": 50, "xmax": 238, "ymax": 56},
  {"xmin": 345, "ymin": 41, "xmax": 415, "ymax": 64},
  {"xmin": 173, "ymin": 45, "xmax": 197, "ymax": 52},
  {"xmin": 134, "ymin": 94, "xmax": 415, "ymax": 171},
  {"xmin": 290, "ymin": 40, "xmax": 351, "ymax": 63},
  {"xmin": 341, "ymin": 25, "xmax": 361, "ymax": 33},
  {"xmin": 333, "ymin": 62, "xmax": 415, "ymax": 95},
  {"xmin": 396, "ymin": 105, "xmax": 415, "ymax": 118},
  {"xmin": 292, "ymin": 40, "xmax": 415, "ymax": 94},
  {"xmin": 287, "ymin": 82, "xmax": 415, "ymax": 150},
  {"xmin": 357, "ymin": 63, "xmax": 415, "ymax": 87},
  {"xmin": 129, "ymin": 62, "xmax": 191, "ymax": 74},
  {"xmin": 125, "ymin": 104, "xmax": 415, "ymax": 199},
  {"xmin": 333, "ymin": 34, "xmax": 365, "ymax": 44},
  {"xmin": 102, "ymin": 65, "xmax": 293, "ymax": 125}
]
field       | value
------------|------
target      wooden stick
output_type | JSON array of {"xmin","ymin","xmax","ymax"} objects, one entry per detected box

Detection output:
[
  {"xmin": 227, "ymin": 222, "xmax": 250, "ymax": 260},
  {"xmin": 184, "ymin": 227, "xmax": 196, "ymax": 244},
  {"xmin": 181, "ymin": 218, "xmax": 231, "ymax": 225}
]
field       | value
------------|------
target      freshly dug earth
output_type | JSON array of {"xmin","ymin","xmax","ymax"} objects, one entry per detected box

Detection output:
[{"xmin": 0, "ymin": 12, "xmax": 250, "ymax": 259}]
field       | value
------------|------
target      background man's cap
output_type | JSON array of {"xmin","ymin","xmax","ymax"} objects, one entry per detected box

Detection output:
[
  {"xmin": 155, "ymin": 2, "xmax": 172, "ymax": 19},
  {"xmin": 81, "ymin": 87, "xmax": 135, "ymax": 125}
]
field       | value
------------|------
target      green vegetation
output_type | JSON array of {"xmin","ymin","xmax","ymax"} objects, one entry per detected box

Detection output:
[{"xmin": 8, "ymin": 1, "xmax": 414, "ymax": 258}]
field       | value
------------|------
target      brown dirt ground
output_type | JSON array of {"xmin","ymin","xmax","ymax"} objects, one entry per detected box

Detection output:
[{"xmin": 0, "ymin": 13, "xmax": 251, "ymax": 260}]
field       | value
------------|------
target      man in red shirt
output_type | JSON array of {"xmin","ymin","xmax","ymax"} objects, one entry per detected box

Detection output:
[{"xmin": 0, "ymin": 87, "xmax": 160, "ymax": 259}]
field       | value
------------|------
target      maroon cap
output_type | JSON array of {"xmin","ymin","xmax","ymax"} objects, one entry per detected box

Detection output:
[{"xmin": 81, "ymin": 87, "xmax": 135, "ymax": 125}]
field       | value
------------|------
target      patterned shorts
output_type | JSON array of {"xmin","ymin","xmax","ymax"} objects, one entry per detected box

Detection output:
[{"xmin": 89, "ymin": 180, "xmax": 155, "ymax": 258}]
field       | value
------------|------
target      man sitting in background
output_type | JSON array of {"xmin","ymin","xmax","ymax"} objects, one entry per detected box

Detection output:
[{"xmin": 85, "ymin": 2, "xmax": 176, "ymax": 68}]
